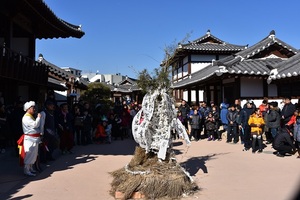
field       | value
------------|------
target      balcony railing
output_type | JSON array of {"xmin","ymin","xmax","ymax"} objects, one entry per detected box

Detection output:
[{"xmin": 0, "ymin": 44, "xmax": 48, "ymax": 85}]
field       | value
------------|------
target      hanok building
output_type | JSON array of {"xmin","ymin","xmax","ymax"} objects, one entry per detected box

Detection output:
[
  {"xmin": 0, "ymin": 0, "xmax": 84, "ymax": 106},
  {"xmin": 171, "ymin": 30, "xmax": 299, "ymax": 105},
  {"xmin": 267, "ymin": 52, "xmax": 300, "ymax": 97},
  {"xmin": 85, "ymin": 72, "xmax": 142, "ymax": 104},
  {"xmin": 38, "ymin": 54, "xmax": 88, "ymax": 105},
  {"xmin": 169, "ymin": 30, "xmax": 247, "ymax": 105}
]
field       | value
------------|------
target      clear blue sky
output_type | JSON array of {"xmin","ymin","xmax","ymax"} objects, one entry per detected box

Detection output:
[{"xmin": 36, "ymin": 0, "xmax": 300, "ymax": 79}]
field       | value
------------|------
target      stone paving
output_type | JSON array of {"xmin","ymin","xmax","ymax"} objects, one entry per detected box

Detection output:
[{"xmin": 0, "ymin": 137, "xmax": 299, "ymax": 200}]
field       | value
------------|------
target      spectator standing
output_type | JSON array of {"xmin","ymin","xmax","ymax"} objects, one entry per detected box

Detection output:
[
  {"xmin": 40, "ymin": 100, "xmax": 58, "ymax": 163},
  {"xmin": 120, "ymin": 110, "xmax": 131, "ymax": 138},
  {"xmin": 293, "ymin": 111, "xmax": 300, "ymax": 158},
  {"xmin": 212, "ymin": 106, "xmax": 221, "ymax": 140},
  {"xmin": 178, "ymin": 100, "xmax": 190, "ymax": 130},
  {"xmin": 73, "ymin": 105, "xmax": 83, "ymax": 145},
  {"xmin": 226, "ymin": 105, "xmax": 238, "ymax": 143},
  {"xmin": 241, "ymin": 101, "xmax": 256, "ymax": 151},
  {"xmin": 81, "ymin": 109, "xmax": 93, "ymax": 145},
  {"xmin": 190, "ymin": 109, "xmax": 201, "ymax": 141},
  {"xmin": 206, "ymin": 112, "xmax": 217, "ymax": 141},
  {"xmin": 281, "ymin": 97, "xmax": 296, "ymax": 127},
  {"xmin": 198, "ymin": 101, "xmax": 210, "ymax": 138},
  {"xmin": 259, "ymin": 99, "xmax": 269, "ymax": 117},
  {"xmin": 220, "ymin": 99, "xmax": 229, "ymax": 132},
  {"xmin": 236, "ymin": 105, "xmax": 245, "ymax": 144},
  {"xmin": 8, "ymin": 101, "xmax": 24, "ymax": 156},
  {"xmin": 266, "ymin": 102, "xmax": 281, "ymax": 143},
  {"xmin": 57, "ymin": 103, "xmax": 74, "ymax": 154},
  {"xmin": 248, "ymin": 108, "xmax": 265, "ymax": 153}
]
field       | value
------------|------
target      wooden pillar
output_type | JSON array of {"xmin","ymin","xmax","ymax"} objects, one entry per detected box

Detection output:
[
  {"xmin": 188, "ymin": 89, "xmax": 191, "ymax": 106},
  {"xmin": 195, "ymin": 86, "xmax": 199, "ymax": 105}
]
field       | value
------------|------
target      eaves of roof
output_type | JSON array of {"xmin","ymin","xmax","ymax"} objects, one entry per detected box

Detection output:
[
  {"xmin": 48, "ymin": 77, "xmax": 67, "ymax": 91},
  {"xmin": 39, "ymin": 58, "xmax": 73, "ymax": 81},
  {"xmin": 268, "ymin": 53, "xmax": 300, "ymax": 81},
  {"xmin": 7, "ymin": 0, "xmax": 85, "ymax": 39},
  {"xmin": 236, "ymin": 33, "xmax": 298, "ymax": 59},
  {"xmin": 181, "ymin": 42, "xmax": 246, "ymax": 52},
  {"xmin": 172, "ymin": 58, "xmax": 283, "ymax": 89}
]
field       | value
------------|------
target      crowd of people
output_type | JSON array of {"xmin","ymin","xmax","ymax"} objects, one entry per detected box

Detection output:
[
  {"xmin": 0, "ymin": 91, "xmax": 141, "ymax": 176},
  {"xmin": 177, "ymin": 97, "xmax": 300, "ymax": 158},
  {"xmin": 1, "ymin": 93, "xmax": 300, "ymax": 176}
]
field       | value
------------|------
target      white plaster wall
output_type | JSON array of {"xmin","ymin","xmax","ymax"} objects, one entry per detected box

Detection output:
[{"xmin": 191, "ymin": 62, "xmax": 210, "ymax": 73}]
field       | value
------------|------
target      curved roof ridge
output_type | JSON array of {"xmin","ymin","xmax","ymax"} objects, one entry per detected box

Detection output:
[{"xmin": 236, "ymin": 30, "xmax": 298, "ymax": 59}]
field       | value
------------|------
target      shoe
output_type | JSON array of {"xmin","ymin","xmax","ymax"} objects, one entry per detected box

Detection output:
[
  {"xmin": 297, "ymin": 156, "xmax": 300, "ymax": 159},
  {"xmin": 266, "ymin": 141, "xmax": 272, "ymax": 144},
  {"xmin": 208, "ymin": 137, "xmax": 212, "ymax": 141},
  {"xmin": 258, "ymin": 149, "xmax": 263, "ymax": 153},
  {"xmin": 276, "ymin": 153, "xmax": 285, "ymax": 157},
  {"xmin": 243, "ymin": 148, "xmax": 249, "ymax": 151},
  {"xmin": 252, "ymin": 150, "xmax": 256, "ymax": 153},
  {"xmin": 30, "ymin": 168, "xmax": 37, "ymax": 173},
  {"xmin": 273, "ymin": 151, "xmax": 278, "ymax": 155},
  {"xmin": 24, "ymin": 170, "xmax": 36, "ymax": 177}
]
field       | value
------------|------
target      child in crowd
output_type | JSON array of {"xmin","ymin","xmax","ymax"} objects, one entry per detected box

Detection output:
[
  {"xmin": 205, "ymin": 112, "xmax": 217, "ymax": 141},
  {"xmin": 94, "ymin": 120, "xmax": 112, "ymax": 144},
  {"xmin": 248, "ymin": 108, "xmax": 265, "ymax": 153}
]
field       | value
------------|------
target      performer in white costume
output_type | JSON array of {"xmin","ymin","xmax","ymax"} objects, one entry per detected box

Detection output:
[{"xmin": 22, "ymin": 101, "xmax": 42, "ymax": 176}]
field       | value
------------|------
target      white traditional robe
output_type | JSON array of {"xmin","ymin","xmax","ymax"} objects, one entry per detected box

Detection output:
[{"xmin": 22, "ymin": 113, "xmax": 42, "ymax": 165}]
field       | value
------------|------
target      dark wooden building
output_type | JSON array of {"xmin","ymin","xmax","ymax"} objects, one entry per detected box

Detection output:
[{"xmin": 0, "ymin": 0, "xmax": 84, "ymax": 106}]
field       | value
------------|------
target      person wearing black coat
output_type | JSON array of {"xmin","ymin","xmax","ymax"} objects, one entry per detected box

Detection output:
[
  {"xmin": 241, "ymin": 101, "xmax": 256, "ymax": 150},
  {"xmin": 226, "ymin": 105, "xmax": 238, "ymax": 143},
  {"xmin": 267, "ymin": 102, "xmax": 281, "ymax": 143},
  {"xmin": 273, "ymin": 128, "xmax": 296, "ymax": 157},
  {"xmin": 281, "ymin": 97, "xmax": 296, "ymax": 127},
  {"xmin": 178, "ymin": 100, "xmax": 190, "ymax": 129}
]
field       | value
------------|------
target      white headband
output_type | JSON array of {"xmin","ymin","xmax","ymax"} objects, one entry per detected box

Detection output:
[{"xmin": 24, "ymin": 101, "xmax": 35, "ymax": 111}]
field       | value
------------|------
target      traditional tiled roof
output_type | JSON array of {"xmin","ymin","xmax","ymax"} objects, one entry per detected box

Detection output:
[
  {"xmin": 2, "ymin": 0, "xmax": 85, "ymax": 39},
  {"xmin": 179, "ymin": 30, "xmax": 247, "ymax": 52},
  {"xmin": 38, "ymin": 55, "xmax": 72, "ymax": 81},
  {"xmin": 235, "ymin": 30, "xmax": 297, "ymax": 59},
  {"xmin": 101, "ymin": 82, "xmax": 140, "ymax": 93},
  {"xmin": 267, "ymin": 53, "xmax": 300, "ymax": 82},
  {"xmin": 164, "ymin": 30, "xmax": 247, "ymax": 67},
  {"xmin": 37, "ymin": 54, "xmax": 88, "ymax": 89},
  {"xmin": 48, "ymin": 77, "xmax": 68, "ymax": 91},
  {"xmin": 172, "ymin": 30, "xmax": 298, "ymax": 89},
  {"xmin": 114, "ymin": 77, "xmax": 140, "ymax": 93}
]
